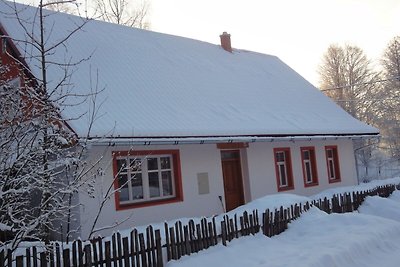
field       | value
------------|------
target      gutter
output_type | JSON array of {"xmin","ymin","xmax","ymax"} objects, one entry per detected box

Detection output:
[{"xmin": 84, "ymin": 134, "xmax": 380, "ymax": 146}]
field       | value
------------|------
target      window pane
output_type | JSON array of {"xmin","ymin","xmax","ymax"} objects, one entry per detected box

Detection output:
[
  {"xmin": 276, "ymin": 151, "xmax": 285, "ymax": 162},
  {"xmin": 149, "ymin": 172, "xmax": 160, "ymax": 197},
  {"xmin": 303, "ymin": 150, "xmax": 310, "ymax": 160},
  {"xmin": 148, "ymin": 158, "xmax": 158, "ymax": 171},
  {"xmin": 131, "ymin": 173, "xmax": 143, "ymax": 199},
  {"xmin": 116, "ymin": 159, "xmax": 127, "ymax": 173},
  {"xmin": 160, "ymin": 157, "xmax": 171, "ymax": 169},
  {"xmin": 162, "ymin": 171, "xmax": 173, "ymax": 196},
  {"xmin": 329, "ymin": 160, "xmax": 335, "ymax": 179},
  {"xmin": 221, "ymin": 151, "xmax": 240, "ymax": 160},
  {"xmin": 327, "ymin": 149, "xmax": 333, "ymax": 158},
  {"xmin": 279, "ymin": 164, "xmax": 287, "ymax": 186},
  {"xmin": 118, "ymin": 174, "xmax": 129, "ymax": 202},
  {"xmin": 130, "ymin": 159, "xmax": 142, "ymax": 172},
  {"xmin": 305, "ymin": 162, "xmax": 312, "ymax": 182}
]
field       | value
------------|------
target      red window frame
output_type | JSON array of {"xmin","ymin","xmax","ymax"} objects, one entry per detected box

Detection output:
[
  {"xmin": 112, "ymin": 149, "xmax": 183, "ymax": 210},
  {"xmin": 273, "ymin": 147, "xmax": 294, "ymax": 191},
  {"xmin": 300, "ymin": 147, "xmax": 319, "ymax": 187},
  {"xmin": 325, "ymin": 146, "xmax": 341, "ymax": 183}
]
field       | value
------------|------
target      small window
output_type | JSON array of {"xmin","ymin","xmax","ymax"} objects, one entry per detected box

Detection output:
[
  {"xmin": 113, "ymin": 150, "xmax": 183, "ymax": 209},
  {"xmin": 0, "ymin": 77, "xmax": 21, "ymax": 122},
  {"xmin": 325, "ymin": 146, "xmax": 341, "ymax": 183},
  {"xmin": 300, "ymin": 147, "xmax": 318, "ymax": 187},
  {"xmin": 273, "ymin": 148, "xmax": 294, "ymax": 191}
]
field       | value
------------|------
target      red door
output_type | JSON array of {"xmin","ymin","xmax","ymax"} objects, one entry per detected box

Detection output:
[{"xmin": 221, "ymin": 150, "xmax": 245, "ymax": 212}]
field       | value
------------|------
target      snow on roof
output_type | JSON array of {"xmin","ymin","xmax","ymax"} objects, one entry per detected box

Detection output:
[{"xmin": 0, "ymin": 1, "xmax": 378, "ymax": 138}]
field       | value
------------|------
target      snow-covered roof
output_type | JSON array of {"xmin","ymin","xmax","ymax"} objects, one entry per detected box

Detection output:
[{"xmin": 0, "ymin": 1, "xmax": 378, "ymax": 139}]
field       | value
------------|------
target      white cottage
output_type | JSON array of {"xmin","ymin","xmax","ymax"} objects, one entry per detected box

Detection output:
[{"xmin": 0, "ymin": 1, "xmax": 378, "ymax": 239}]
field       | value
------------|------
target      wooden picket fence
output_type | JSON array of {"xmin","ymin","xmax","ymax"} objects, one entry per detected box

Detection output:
[{"xmin": 1, "ymin": 184, "xmax": 397, "ymax": 267}]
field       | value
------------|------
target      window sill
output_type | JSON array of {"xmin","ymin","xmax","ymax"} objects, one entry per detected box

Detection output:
[
  {"xmin": 116, "ymin": 196, "xmax": 183, "ymax": 210},
  {"xmin": 277, "ymin": 185, "xmax": 294, "ymax": 192},
  {"xmin": 304, "ymin": 182, "xmax": 319, "ymax": 188},
  {"xmin": 328, "ymin": 178, "xmax": 341, "ymax": 184}
]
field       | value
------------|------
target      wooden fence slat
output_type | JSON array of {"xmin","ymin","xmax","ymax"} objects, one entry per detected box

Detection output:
[
  {"xmin": 84, "ymin": 245, "xmax": 92, "ymax": 266},
  {"xmin": 130, "ymin": 230, "xmax": 136, "ymax": 267},
  {"xmin": 178, "ymin": 221, "xmax": 184, "ymax": 257},
  {"xmin": 16, "ymin": 255, "xmax": 24, "ymax": 267},
  {"xmin": 169, "ymin": 227, "xmax": 177, "ymax": 260},
  {"xmin": 117, "ymin": 232, "xmax": 123, "ymax": 267},
  {"xmin": 139, "ymin": 233, "xmax": 147, "ymax": 267},
  {"xmin": 164, "ymin": 223, "xmax": 171, "ymax": 261},
  {"xmin": 221, "ymin": 221, "xmax": 227, "ymax": 246},
  {"xmin": 122, "ymin": 237, "xmax": 130, "ymax": 267},
  {"xmin": 78, "ymin": 240, "xmax": 84, "ymax": 267},
  {"xmin": 183, "ymin": 225, "xmax": 191, "ymax": 256},
  {"xmin": 195, "ymin": 224, "xmax": 203, "ymax": 251},
  {"xmin": 134, "ymin": 229, "xmax": 141, "ymax": 267},
  {"xmin": 105, "ymin": 241, "xmax": 112, "ymax": 267},
  {"xmin": 40, "ymin": 252, "xmax": 47, "ymax": 267},
  {"xmin": 155, "ymin": 230, "xmax": 163, "ymax": 267},
  {"xmin": 97, "ymin": 237, "xmax": 103, "ymax": 267},
  {"xmin": 26, "ymin": 247, "xmax": 32, "ymax": 267},
  {"xmin": 111, "ymin": 233, "xmax": 118, "ymax": 267},
  {"xmin": 7, "ymin": 249, "xmax": 12, "ymax": 267},
  {"xmin": 174, "ymin": 222, "xmax": 181, "ymax": 259},
  {"xmin": 62, "ymin": 248, "xmax": 70, "ymax": 267},
  {"xmin": 190, "ymin": 220, "xmax": 198, "ymax": 253},
  {"xmin": 55, "ymin": 243, "xmax": 61, "ymax": 267},
  {"xmin": 33, "ymin": 246, "xmax": 38, "ymax": 267}
]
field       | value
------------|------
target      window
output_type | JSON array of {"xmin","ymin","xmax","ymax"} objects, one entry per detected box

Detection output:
[
  {"xmin": 113, "ymin": 150, "xmax": 183, "ymax": 209},
  {"xmin": 325, "ymin": 146, "xmax": 341, "ymax": 183},
  {"xmin": 300, "ymin": 147, "xmax": 318, "ymax": 187},
  {"xmin": 0, "ymin": 77, "xmax": 21, "ymax": 122},
  {"xmin": 273, "ymin": 148, "xmax": 294, "ymax": 191}
]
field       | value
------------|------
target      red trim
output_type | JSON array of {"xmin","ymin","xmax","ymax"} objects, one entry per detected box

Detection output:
[
  {"xmin": 300, "ymin": 146, "xmax": 319, "ymax": 187},
  {"xmin": 273, "ymin": 147, "xmax": 294, "ymax": 192},
  {"xmin": 217, "ymin": 142, "xmax": 249, "ymax": 149},
  {"xmin": 112, "ymin": 149, "xmax": 183, "ymax": 210},
  {"xmin": 325, "ymin": 146, "xmax": 341, "ymax": 183}
]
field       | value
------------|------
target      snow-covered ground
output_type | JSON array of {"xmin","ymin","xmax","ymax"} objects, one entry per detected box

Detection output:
[{"xmin": 167, "ymin": 178, "xmax": 400, "ymax": 267}]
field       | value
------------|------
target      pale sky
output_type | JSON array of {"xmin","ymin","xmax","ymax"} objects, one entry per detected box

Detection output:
[
  {"xmin": 15, "ymin": 0, "xmax": 400, "ymax": 86},
  {"xmin": 150, "ymin": 0, "xmax": 400, "ymax": 86}
]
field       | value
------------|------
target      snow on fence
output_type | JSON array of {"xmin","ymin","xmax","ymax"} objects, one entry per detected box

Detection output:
[{"xmin": 1, "ymin": 184, "xmax": 398, "ymax": 267}]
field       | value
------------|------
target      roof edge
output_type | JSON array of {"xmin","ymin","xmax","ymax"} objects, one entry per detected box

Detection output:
[{"xmin": 84, "ymin": 133, "xmax": 380, "ymax": 146}]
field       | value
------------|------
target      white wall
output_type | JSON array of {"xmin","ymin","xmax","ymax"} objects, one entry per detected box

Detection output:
[
  {"xmin": 247, "ymin": 139, "xmax": 357, "ymax": 199},
  {"xmin": 79, "ymin": 139, "xmax": 357, "ymax": 239},
  {"xmin": 79, "ymin": 143, "xmax": 225, "ymax": 239}
]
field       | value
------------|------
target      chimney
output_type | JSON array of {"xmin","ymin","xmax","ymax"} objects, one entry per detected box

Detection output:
[{"xmin": 220, "ymin": 32, "xmax": 232, "ymax": 52}]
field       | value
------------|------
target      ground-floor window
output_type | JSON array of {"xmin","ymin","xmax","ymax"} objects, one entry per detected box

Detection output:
[
  {"xmin": 112, "ymin": 149, "xmax": 183, "ymax": 209},
  {"xmin": 301, "ymin": 147, "xmax": 319, "ymax": 187},
  {"xmin": 325, "ymin": 146, "xmax": 341, "ymax": 183},
  {"xmin": 273, "ymin": 147, "xmax": 294, "ymax": 191}
]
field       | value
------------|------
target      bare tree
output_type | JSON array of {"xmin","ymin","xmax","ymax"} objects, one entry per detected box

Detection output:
[
  {"xmin": 380, "ymin": 36, "xmax": 400, "ymax": 160},
  {"xmin": 0, "ymin": 0, "xmax": 142, "ymax": 251},
  {"xmin": 93, "ymin": 0, "xmax": 150, "ymax": 29},
  {"xmin": 318, "ymin": 44, "xmax": 382, "ymax": 182},
  {"xmin": 318, "ymin": 44, "xmax": 381, "ymax": 122},
  {"xmin": 44, "ymin": 0, "xmax": 79, "ymax": 14}
]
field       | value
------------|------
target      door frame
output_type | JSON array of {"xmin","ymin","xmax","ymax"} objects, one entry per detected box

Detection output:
[{"xmin": 220, "ymin": 149, "xmax": 245, "ymax": 212}]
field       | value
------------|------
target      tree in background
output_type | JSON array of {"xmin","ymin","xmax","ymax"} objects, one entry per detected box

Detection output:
[
  {"xmin": 44, "ymin": 0, "xmax": 151, "ymax": 29},
  {"xmin": 380, "ymin": 36, "xmax": 400, "ymax": 160},
  {"xmin": 93, "ymin": 0, "xmax": 150, "ymax": 29},
  {"xmin": 318, "ymin": 44, "xmax": 382, "ymax": 181},
  {"xmin": 318, "ymin": 44, "xmax": 381, "ymax": 123}
]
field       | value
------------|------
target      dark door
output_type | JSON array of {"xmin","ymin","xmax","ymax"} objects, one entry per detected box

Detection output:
[{"xmin": 221, "ymin": 150, "xmax": 245, "ymax": 212}]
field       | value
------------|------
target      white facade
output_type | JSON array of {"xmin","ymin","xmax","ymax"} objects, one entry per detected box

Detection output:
[{"xmin": 78, "ymin": 138, "xmax": 357, "ymax": 239}]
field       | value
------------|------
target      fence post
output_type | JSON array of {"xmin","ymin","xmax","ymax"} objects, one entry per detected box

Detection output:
[{"xmin": 155, "ymin": 230, "xmax": 163, "ymax": 267}]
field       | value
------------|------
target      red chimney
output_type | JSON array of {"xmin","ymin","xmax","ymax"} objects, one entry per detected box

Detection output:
[{"xmin": 220, "ymin": 32, "xmax": 232, "ymax": 52}]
